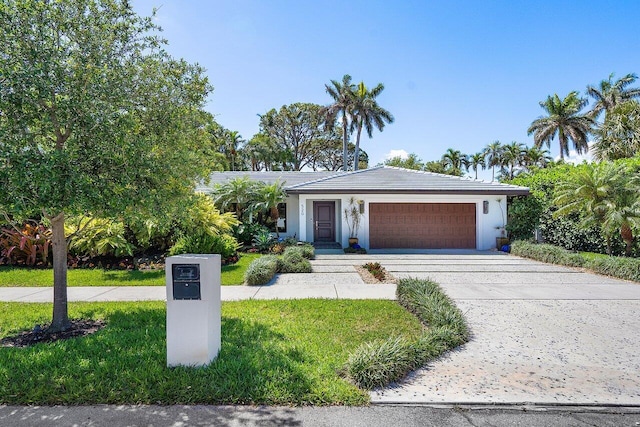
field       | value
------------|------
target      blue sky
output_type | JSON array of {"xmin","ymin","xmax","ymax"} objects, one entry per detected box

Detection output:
[{"xmin": 133, "ymin": 1, "xmax": 639, "ymax": 177}]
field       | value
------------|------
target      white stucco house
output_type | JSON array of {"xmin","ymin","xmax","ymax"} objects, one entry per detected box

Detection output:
[{"xmin": 200, "ymin": 166, "xmax": 530, "ymax": 251}]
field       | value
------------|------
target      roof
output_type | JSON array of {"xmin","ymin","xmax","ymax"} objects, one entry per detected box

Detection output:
[
  {"xmin": 200, "ymin": 167, "xmax": 530, "ymax": 196},
  {"xmin": 197, "ymin": 170, "xmax": 339, "ymax": 192}
]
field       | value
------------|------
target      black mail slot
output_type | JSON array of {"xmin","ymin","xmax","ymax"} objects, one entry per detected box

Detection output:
[
  {"xmin": 173, "ymin": 281, "xmax": 201, "ymax": 300},
  {"xmin": 172, "ymin": 264, "xmax": 201, "ymax": 300}
]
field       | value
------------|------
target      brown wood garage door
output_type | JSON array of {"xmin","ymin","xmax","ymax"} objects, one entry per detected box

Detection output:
[{"xmin": 369, "ymin": 203, "xmax": 476, "ymax": 249}]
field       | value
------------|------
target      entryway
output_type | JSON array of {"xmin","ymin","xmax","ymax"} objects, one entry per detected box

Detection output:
[{"xmin": 313, "ymin": 201, "xmax": 335, "ymax": 243}]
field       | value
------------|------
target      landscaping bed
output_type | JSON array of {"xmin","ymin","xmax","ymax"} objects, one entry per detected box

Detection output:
[
  {"xmin": 0, "ymin": 299, "xmax": 423, "ymax": 405},
  {"xmin": 511, "ymin": 240, "xmax": 640, "ymax": 283}
]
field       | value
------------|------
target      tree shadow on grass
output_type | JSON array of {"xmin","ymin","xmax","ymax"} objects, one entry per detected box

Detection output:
[
  {"xmin": 100, "ymin": 270, "xmax": 164, "ymax": 283},
  {"xmin": 0, "ymin": 306, "xmax": 318, "ymax": 405}
]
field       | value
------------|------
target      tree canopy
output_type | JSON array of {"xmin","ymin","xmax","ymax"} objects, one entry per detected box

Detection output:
[{"xmin": 0, "ymin": 0, "xmax": 214, "ymax": 330}]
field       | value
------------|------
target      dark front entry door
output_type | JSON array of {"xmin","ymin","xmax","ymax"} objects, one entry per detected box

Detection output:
[{"xmin": 313, "ymin": 201, "xmax": 335, "ymax": 242}]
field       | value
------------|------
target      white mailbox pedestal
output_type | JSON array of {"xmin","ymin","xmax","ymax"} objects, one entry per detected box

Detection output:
[{"xmin": 166, "ymin": 254, "xmax": 221, "ymax": 367}]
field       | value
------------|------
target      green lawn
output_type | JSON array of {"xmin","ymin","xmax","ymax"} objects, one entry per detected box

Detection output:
[
  {"xmin": 579, "ymin": 251, "xmax": 610, "ymax": 261},
  {"xmin": 0, "ymin": 299, "xmax": 423, "ymax": 405},
  {"xmin": 0, "ymin": 253, "xmax": 261, "ymax": 287}
]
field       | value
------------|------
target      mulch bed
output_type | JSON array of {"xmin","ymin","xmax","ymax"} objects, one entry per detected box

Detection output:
[
  {"xmin": 354, "ymin": 265, "xmax": 398, "ymax": 284},
  {"xmin": 0, "ymin": 319, "xmax": 106, "ymax": 348}
]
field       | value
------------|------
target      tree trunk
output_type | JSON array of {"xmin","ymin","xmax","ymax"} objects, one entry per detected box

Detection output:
[
  {"xmin": 342, "ymin": 115, "xmax": 349, "ymax": 172},
  {"xmin": 354, "ymin": 121, "xmax": 363, "ymax": 171},
  {"xmin": 50, "ymin": 212, "xmax": 70, "ymax": 332},
  {"xmin": 621, "ymin": 223, "xmax": 633, "ymax": 257}
]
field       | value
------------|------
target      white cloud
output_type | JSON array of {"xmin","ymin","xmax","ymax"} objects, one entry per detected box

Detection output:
[
  {"xmin": 384, "ymin": 149, "xmax": 409, "ymax": 160},
  {"xmin": 555, "ymin": 141, "xmax": 594, "ymax": 165}
]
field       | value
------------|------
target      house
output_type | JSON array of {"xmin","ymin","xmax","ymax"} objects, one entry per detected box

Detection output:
[{"xmin": 200, "ymin": 166, "xmax": 530, "ymax": 250}]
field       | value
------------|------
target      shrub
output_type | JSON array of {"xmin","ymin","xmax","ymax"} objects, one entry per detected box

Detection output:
[
  {"xmin": 252, "ymin": 230, "xmax": 275, "ymax": 253},
  {"xmin": 585, "ymin": 257, "xmax": 640, "ymax": 283},
  {"xmin": 168, "ymin": 232, "xmax": 239, "ymax": 258},
  {"xmin": 233, "ymin": 223, "xmax": 270, "ymax": 247},
  {"xmin": 244, "ymin": 255, "xmax": 279, "ymax": 286},
  {"xmin": 343, "ymin": 277, "xmax": 468, "ymax": 390},
  {"xmin": 363, "ymin": 262, "xmax": 386, "ymax": 281},
  {"xmin": 510, "ymin": 240, "xmax": 585, "ymax": 267},
  {"xmin": 283, "ymin": 245, "xmax": 314, "ymax": 260},
  {"xmin": 66, "ymin": 217, "xmax": 134, "ymax": 258},
  {"xmin": 278, "ymin": 247, "xmax": 312, "ymax": 273},
  {"xmin": 0, "ymin": 223, "xmax": 52, "ymax": 266}
]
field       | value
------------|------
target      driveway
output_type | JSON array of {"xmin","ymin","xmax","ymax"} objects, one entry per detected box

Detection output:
[{"xmin": 330, "ymin": 252, "xmax": 640, "ymax": 406}]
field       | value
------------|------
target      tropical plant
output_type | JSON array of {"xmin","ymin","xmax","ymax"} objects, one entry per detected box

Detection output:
[
  {"xmin": 344, "ymin": 197, "xmax": 363, "ymax": 238},
  {"xmin": 0, "ymin": 223, "xmax": 52, "ymax": 266},
  {"xmin": 441, "ymin": 148, "xmax": 468, "ymax": 175},
  {"xmin": 66, "ymin": 217, "xmax": 135, "ymax": 258},
  {"xmin": 212, "ymin": 176, "xmax": 260, "ymax": 221},
  {"xmin": 468, "ymin": 152, "xmax": 486, "ymax": 179},
  {"xmin": 351, "ymin": 81, "xmax": 394, "ymax": 170},
  {"xmin": 169, "ymin": 232, "xmax": 239, "ymax": 258},
  {"xmin": 484, "ymin": 141, "xmax": 503, "ymax": 181},
  {"xmin": 527, "ymin": 91, "xmax": 594, "ymax": 160},
  {"xmin": 256, "ymin": 180, "xmax": 287, "ymax": 237},
  {"xmin": 593, "ymin": 101, "xmax": 640, "ymax": 161},
  {"xmin": 500, "ymin": 141, "xmax": 525, "ymax": 179},
  {"xmin": 586, "ymin": 72, "xmax": 640, "ymax": 120},
  {"xmin": 323, "ymin": 74, "xmax": 356, "ymax": 171},
  {"xmin": 522, "ymin": 146, "xmax": 553, "ymax": 170},
  {"xmin": 252, "ymin": 229, "xmax": 275, "ymax": 253},
  {"xmin": 553, "ymin": 162, "xmax": 638, "ymax": 255}
]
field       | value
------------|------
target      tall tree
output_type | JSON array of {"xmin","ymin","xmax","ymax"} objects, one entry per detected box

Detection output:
[
  {"xmin": 441, "ymin": 148, "xmax": 468, "ymax": 176},
  {"xmin": 383, "ymin": 153, "xmax": 424, "ymax": 170},
  {"xmin": 527, "ymin": 92, "xmax": 594, "ymax": 160},
  {"xmin": 0, "ymin": 0, "xmax": 212, "ymax": 331},
  {"xmin": 256, "ymin": 181, "xmax": 287, "ymax": 238},
  {"xmin": 484, "ymin": 140, "xmax": 504, "ymax": 181},
  {"xmin": 259, "ymin": 103, "xmax": 333, "ymax": 171},
  {"xmin": 351, "ymin": 81, "xmax": 394, "ymax": 170},
  {"xmin": 522, "ymin": 146, "xmax": 553, "ymax": 170},
  {"xmin": 501, "ymin": 141, "xmax": 525, "ymax": 180},
  {"xmin": 469, "ymin": 152, "xmax": 486, "ymax": 179},
  {"xmin": 323, "ymin": 75, "xmax": 356, "ymax": 171},
  {"xmin": 593, "ymin": 101, "xmax": 640, "ymax": 161},
  {"xmin": 587, "ymin": 73, "xmax": 640, "ymax": 120}
]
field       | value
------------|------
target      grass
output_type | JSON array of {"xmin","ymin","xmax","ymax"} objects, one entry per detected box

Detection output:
[
  {"xmin": 0, "ymin": 253, "xmax": 261, "ymax": 287},
  {"xmin": 0, "ymin": 299, "xmax": 423, "ymax": 405}
]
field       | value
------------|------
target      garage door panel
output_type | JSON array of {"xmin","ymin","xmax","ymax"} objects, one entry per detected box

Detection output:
[{"xmin": 369, "ymin": 203, "xmax": 476, "ymax": 249}]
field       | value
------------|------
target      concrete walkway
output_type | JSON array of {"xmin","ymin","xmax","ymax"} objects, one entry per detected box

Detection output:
[{"xmin": 1, "ymin": 252, "xmax": 639, "ymax": 408}]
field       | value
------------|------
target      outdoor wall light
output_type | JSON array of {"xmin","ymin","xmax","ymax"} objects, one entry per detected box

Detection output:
[
  {"xmin": 358, "ymin": 199, "xmax": 365, "ymax": 214},
  {"xmin": 483, "ymin": 200, "xmax": 489, "ymax": 214}
]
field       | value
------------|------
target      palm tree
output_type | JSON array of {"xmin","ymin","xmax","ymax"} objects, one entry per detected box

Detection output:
[
  {"xmin": 586, "ymin": 73, "xmax": 640, "ymax": 120},
  {"xmin": 469, "ymin": 152, "xmax": 486, "ymax": 179},
  {"xmin": 212, "ymin": 176, "xmax": 259, "ymax": 221},
  {"xmin": 522, "ymin": 146, "xmax": 552, "ymax": 170},
  {"xmin": 441, "ymin": 148, "xmax": 468, "ymax": 175},
  {"xmin": 592, "ymin": 101, "xmax": 640, "ymax": 161},
  {"xmin": 484, "ymin": 140, "xmax": 503, "ymax": 181},
  {"xmin": 323, "ymin": 75, "xmax": 356, "ymax": 172},
  {"xmin": 256, "ymin": 180, "xmax": 287, "ymax": 237},
  {"xmin": 501, "ymin": 141, "xmax": 525, "ymax": 180},
  {"xmin": 527, "ymin": 92, "xmax": 594, "ymax": 160},
  {"xmin": 553, "ymin": 162, "xmax": 633, "ymax": 255},
  {"xmin": 222, "ymin": 130, "xmax": 244, "ymax": 171},
  {"xmin": 351, "ymin": 81, "xmax": 394, "ymax": 171}
]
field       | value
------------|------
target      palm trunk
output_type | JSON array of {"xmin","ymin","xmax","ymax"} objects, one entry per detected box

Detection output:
[
  {"xmin": 342, "ymin": 115, "xmax": 349, "ymax": 172},
  {"xmin": 621, "ymin": 223, "xmax": 633, "ymax": 257},
  {"xmin": 50, "ymin": 212, "xmax": 70, "ymax": 332},
  {"xmin": 354, "ymin": 120, "xmax": 363, "ymax": 171}
]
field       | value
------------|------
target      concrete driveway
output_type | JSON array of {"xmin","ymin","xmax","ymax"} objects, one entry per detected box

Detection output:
[{"xmin": 328, "ymin": 252, "xmax": 640, "ymax": 406}]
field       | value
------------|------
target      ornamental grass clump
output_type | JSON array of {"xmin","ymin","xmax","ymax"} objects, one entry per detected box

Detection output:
[
  {"xmin": 278, "ymin": 247, "xmax": 312, "ymax": 273},
  {"xmin": 343, "ymin": 277, "xmax": 468, "ymax": 390},
  {"xmin": 244, "ymin": 255, "xmax": 279, "ymax": 286},
  {"xmin": 585, "ymin": 256, "xmax": 640, "ymax": 283}
]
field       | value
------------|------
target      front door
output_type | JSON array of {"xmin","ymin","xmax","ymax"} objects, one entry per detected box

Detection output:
[{"xmin": 313, "ymin": 201, "xmax": 335, "ymax": 242}]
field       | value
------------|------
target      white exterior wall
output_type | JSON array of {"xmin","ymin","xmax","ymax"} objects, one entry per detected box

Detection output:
[
  {"xmin": 277, "ymin": 195, "xmax": 300, "ymax": 239},
  {"xmin": 296, "ymin": 193, "xmax": 509, "ymax": 250}
]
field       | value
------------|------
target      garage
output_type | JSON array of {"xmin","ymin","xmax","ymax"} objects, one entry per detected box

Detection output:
[{"xmin": 369, "ymin": 203, "xmax": 476, "ymax": 249}]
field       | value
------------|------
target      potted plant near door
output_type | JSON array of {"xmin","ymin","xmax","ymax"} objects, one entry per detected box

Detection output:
[{"xmin": 344, "ymin": 197, "xmax": 363, "ymax": 247}]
